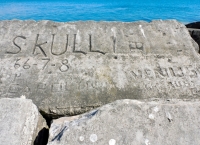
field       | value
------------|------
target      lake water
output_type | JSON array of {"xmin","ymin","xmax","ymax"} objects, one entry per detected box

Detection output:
[{"xmin": 0, "ymin": 0, "xmax": 200, "ymax": 24}]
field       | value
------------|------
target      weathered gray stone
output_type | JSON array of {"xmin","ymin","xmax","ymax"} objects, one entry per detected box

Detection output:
[
  {"xmin": 48, "ymin": 115, "xmax": 80, "ymax": 141},
  {"xmin": 47, "ymin": 99, "xmax": 200, "ymax": 145},
  {"xmin": 0, "ymin": 97, "xmax": 48, "ymax": 145},
  {"xmin": 0, "ymin": 20, "xmax": 199, "ymax": 116}
]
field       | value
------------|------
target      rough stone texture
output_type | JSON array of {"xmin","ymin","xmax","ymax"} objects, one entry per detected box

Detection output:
[
  {"xmin": 0, "ymin": 98, "xmax": 48, "ymax": 145},
  {"xmin": 48, "ymin": 115, "xmax": 80, "ymax": 141},
  {"xmin": 0, "ymin": 20, "xmax": 199, "ymax": 116},
  {"xmin": 48, "ymin": 99, "xmax": 200, "ymax": 145}
]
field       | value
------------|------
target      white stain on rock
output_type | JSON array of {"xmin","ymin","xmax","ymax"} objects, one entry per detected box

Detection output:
[
  {"xmin": 145, "ymin": 139, "xmax": 150, "ymax": 145},
  {"xmin": 139, "ymin": 25, "xmax": 146, "ymax": 38},
  {"xmin": 20, "ymin": 95, "xmax": 26, "ymax": 99},
  {"xmin": 109, "ymin": 139, "xmax": 116, "ymax": 145},
  {"xmin": 79, "ymin": 136, "xmax": 84, "ymax": 142},
  {"xmin": 149, "ymin": 114, "xmax": 155, "ymax": 120},
  {"xmin": 113, "ymin": 64, "xmax": 128, "ymax": 89},
  {"xmin": 153, "ymin": 106, "xmax": 159, "ymax": 112},
  {"xmin": 111, "ymin": 27, "xmax": 117, "ymax": 37},
  {"xmin": 90, "ymin": 134, "xmax": 98, "ymax": 142},
  {"xmin": 136, "ymin": 131, "xmax": 144, "ymax": 142},
  {"xmin": 124, "ymin": 99, "xmax": 129, "ymax": 104}
]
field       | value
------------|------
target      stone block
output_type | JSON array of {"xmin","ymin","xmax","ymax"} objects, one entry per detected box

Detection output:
[
  {"xmin": 0, "ymin": 98, "xmax": 48, "ymax": 145},
  {"xmin": 48, "ymin": 99, "xmax": 200, "ymax": 145},
  {"xmin": 0, "ymin": 20, "xmax": 199, "ymax": 116}
]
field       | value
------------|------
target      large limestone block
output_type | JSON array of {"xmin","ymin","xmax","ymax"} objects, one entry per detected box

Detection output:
[
  {"xmin": 48, "ymin": 99, "xmax": 200, "ymax": 145},
  {"xmin": 0, "ymin": 20, "xmax": 199, "ymax": 116},
  {"xmin": 0, "ymin": 98, "xmax": 48, "ymax": 145}
]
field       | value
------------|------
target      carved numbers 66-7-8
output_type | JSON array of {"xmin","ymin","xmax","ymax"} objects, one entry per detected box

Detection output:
[{"xmin": 13, "ymin": 58, "xmax": 69, "ymax": 72}]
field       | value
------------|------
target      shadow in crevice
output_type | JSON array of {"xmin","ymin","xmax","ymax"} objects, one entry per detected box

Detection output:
[
  {"xmin": 34, "ymin": 127, "xmax": 49, "ymax": 145},
  {"xmin": 186, "ymin": 22, "xmax": 200, "ymax": 54},
  {"xmin": 186, "ymin": 22, "xmax": 200, "ymax": 29}
]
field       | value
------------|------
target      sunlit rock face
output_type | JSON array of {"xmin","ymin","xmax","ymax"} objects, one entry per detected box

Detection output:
[
  {"xmin": 0, "ymin": 98, "xmax": 48, "ymax": 145},
  {"xmin": 47, "ymin": 99, "xmax": 200, "ymax": 145},
  {"xmin": 0, "ymin": 20, "xmax": 199, "ymax": 117}
]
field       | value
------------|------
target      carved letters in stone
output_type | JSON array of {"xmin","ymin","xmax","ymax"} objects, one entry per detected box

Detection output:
[{"xmin": 0, "ymin": 20, "xmax": 199, "ymax": 116}]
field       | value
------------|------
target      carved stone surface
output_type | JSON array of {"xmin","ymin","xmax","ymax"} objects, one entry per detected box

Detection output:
[
  {"xmin": 0, "ymin": 20, "xmax": 199, "ymax": 116},
  {"xmin": 47, "ymin": 99, "xmax": 200, "ymax": 145},
  {"xmin": 0, "ymin": 98, "xmax": 48, "ymax": 145}
]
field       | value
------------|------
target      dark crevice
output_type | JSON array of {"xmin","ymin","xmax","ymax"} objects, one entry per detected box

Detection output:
[
  {"xmin": 33, "ymin": 110, "xmax": 53, "ymax": 145},
  {"xmin": 33, "ymin": 110, "xmax": 59, "ymax": 145},
  {"xmin": 39, "ymin": 110, "xmax": 65, "ymax": 127},
  {"xmin": 186, "ymin": 22, "xmax": 200, "ymax": 29},
  {"xmin": 34, "ymin": 128, "xmax": 49, "ymax": 145},
  {"xmin": 186, "ymin": 22, "xmax": 200, "ymax": 54},
  {"xmin": 35, "ymin": 109, "xmax": 98, "ymax": 144},
  {"xmin": 189, "ymin": 30, "xmax": 200, "ymax": 54},
  {"xmin": 34, "ymin": 110, "xmax": 66, "ymax": 144},
  {"xmin": 39, "ymin": 111, "xmax": 53, "ymax": 128}
]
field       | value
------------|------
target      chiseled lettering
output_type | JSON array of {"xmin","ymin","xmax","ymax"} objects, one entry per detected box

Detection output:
[
  {"xmin": 112, "ymin": 36, "xmax": 116, "ymax": 53},
  {"xmin": 8, "ymin": 84, "xmax": 21, "ymax": 93},
  {"xmin": 129, "ymin": 42, "xmax": 144, "ymax": 51},
  {"xmin": 155, "ymin": 67, "xmax": 172, "ymax": 78},
  {"xmin": 187, "ymin": 66, "xmax": 198, "ymax": 78},
  {"xmin": 156, "ymin": 67, "xmax": 176, "ymax": 78},
  {"xmin": 33, "ymin": 34, "xmax": 47, "ymax": 57},
  {"xmin": 51, "ymin": 34, "xmax": 68, "ymax": 56},
  {"xmin": 169, "ymin": 67, "xmax": 175, "ymax": 77},
  {"xmin": 37, "ymin": 83, "xmax": 47, "ymax": 92},
  {"xmin": 12, "ymin": 73, "xmax": 21, "ymax": 82},
  {"xmin": 144, "ymin": 68, "xmax": 155, "ymax": 79},
  {"xmin": 89, "ymin": 34, "xmax": 106, "ymax": 55},
  {"xmin": 73, "ymin": 34, "xmax": 86, "ymax": 55},
  {"xmin": 131, "ymin": 69, "xmax": 143, "ymax": 79},
  {"xmin": 7, "ymin": 36, "xmax": 26, "ymax": 54},
  {"xmin": 51, "ymin": 83, "xmax": 62, "ymax": 92},
  {"xmin": 173, "ymin": 67, "xmax": 184, "ymax": 77}
]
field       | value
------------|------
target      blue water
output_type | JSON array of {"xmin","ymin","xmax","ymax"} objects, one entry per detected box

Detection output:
[{"xmin": 0, "ymin": 0, "xmax": 200, "ymax": 24}]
